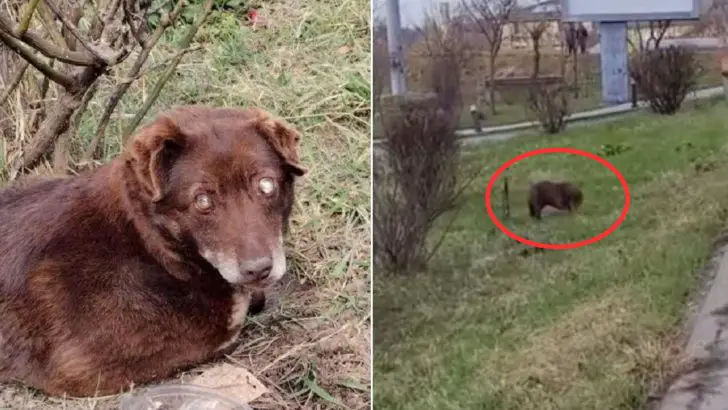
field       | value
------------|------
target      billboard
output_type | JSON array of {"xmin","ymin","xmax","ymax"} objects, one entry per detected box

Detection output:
[{"xmin": 561, "ymin": 0, "xmax": 703, "ymax": 22}]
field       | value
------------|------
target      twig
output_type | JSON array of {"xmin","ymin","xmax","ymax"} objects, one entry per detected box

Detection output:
[
  {"xmin": 60, "ymin": 4, "xmax": 85, "ymax": 51},
  {"xmin": 122, "ymin": 0, "xmax": 216, "ymax": 141},
  {"xmin": 0, "ymin": 61, "xmax": 29, "ymax": 106},
  {"xmin": 38, "ymin": 58, "xmax": 53, "ymax": 100},
  {"xmin": 83, "ymin": 0, "xmax": 187, "ymax": 160},
  {"xmin": 0, "ymin": 30, "xmax": 74, "ymax": 89},
  {"xmin": 0, "ymin": 13, "xmax": 95, "ymax": 66},
  {"xmin": 36, "ymin": 2, "xmax": 69, "ymax": 49},
  {"xmin": 54, "ymin": 81, "xmax": 99, "ymax": 172},
  {"xmin": 258, "ymin": 323, "xmax": 352, "ymax": 374},
  {"xmin": 122, "ymin": 5, "xmax": 146, "ymax": 46},
  {"xmin": 43, "ymin": 0, "xmax": 111, "ymax": 63},
  {"xmin": 425, "ymin": 164, "xmax": 488, "ymax": 264},
  {"xmin": 15, "ymin": 0, "xmax": 41, "ymax": 37},
  {"xmin": 142, "ymin": 45, "xmax": 202, "ymax": 75}
]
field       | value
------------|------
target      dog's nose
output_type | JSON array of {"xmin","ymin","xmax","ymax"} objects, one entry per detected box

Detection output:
[
  {"xmin": 240, "ymin": 258, "xmax": 273, "ymax": 281},
  {"xmin": 245, "ymin": 265, "xmax": 271, "ymax": 281}
]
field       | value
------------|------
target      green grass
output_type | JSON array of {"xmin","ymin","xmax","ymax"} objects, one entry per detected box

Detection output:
[
  {"xmin": 374, "ymin": 99, "xmax": 728, "ymax": 410},
  {"xmin": 0, "ymin": 1, "xmax": 370, "ymax": 409}
]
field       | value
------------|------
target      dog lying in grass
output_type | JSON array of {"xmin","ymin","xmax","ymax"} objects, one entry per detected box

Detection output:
[{"xmin": 0, "ymin": 106, "xmax": 306, "ymax": 397}]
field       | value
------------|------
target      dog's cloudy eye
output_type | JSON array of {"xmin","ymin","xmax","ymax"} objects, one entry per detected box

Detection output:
[
  {"xmin": 259, "ymin": 177, "xmax": 276, "ymax": 195},
  {"xmin": 194, "ymin": 193, "xmax": 213, "ymax": 211}
]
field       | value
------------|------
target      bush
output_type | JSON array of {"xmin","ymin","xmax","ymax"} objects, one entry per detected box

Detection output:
[
  {"xmin": 527, "ymin": 83, "xmax": 570, "ymax": 134},
  {"xmin": 630, "ymin": 45, "xmax": 701, "ymax": 115},
  {"xmin": 373, "ymin": 93, "xmax": 460, "ymax": 275}
]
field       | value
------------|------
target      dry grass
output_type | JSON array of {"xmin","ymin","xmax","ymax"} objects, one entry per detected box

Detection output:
[{"xmin": 0, "ymin": 0, "xmax": 370, "ymax": 409}]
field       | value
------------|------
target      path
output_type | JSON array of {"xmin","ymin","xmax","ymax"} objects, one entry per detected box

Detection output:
[
  {"xmin": 658, "ymin": 242, "xmax": 728, "ymax": 410},
  {"xmin": 373, "ymin": 86, "xmax": 724, "ymax": 151}
]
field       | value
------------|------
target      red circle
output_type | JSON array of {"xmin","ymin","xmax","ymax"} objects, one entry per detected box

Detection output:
[{"xmin": 484, "ymin": 147, "xmax": 630, "ymax": 250}]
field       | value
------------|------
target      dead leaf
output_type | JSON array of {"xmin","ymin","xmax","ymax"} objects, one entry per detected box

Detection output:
[{"xmin": 187, "ymin": 363, "xmax": 268, "ymax": 404}]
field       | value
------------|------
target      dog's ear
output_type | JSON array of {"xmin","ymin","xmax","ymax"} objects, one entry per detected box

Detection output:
[
  {"xmin": 126, "ymin": 116, "xmax": 185, "ymax": 202},
  {"xmin": 253, "ymin": 111, "xmax": 307, "ymax": 176}
]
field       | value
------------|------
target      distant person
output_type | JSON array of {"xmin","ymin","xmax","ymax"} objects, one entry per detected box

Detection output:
[
  {"xmin": 565, "ymin": 23, "xmax": 577, "ymax": 56},
  {"xmin": 470, "ymin": 105, "xmax": 485, "ymax": 132},
  {"xmin": 577, "ymin": 23, "xmax": 589, "ymax": 54}
]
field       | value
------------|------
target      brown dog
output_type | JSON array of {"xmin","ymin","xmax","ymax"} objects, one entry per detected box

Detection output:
[
  {"xmin": 0, "ymin": 106, "xmax": 307, "ymax": 397},
  {"xmin": 528, "ymin": 180, "xmax": 582, "ymax": 219}
]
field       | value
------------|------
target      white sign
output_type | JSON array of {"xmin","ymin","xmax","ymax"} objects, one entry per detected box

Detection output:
[{"xmin": 561, "ymin": 0, "xmax": 702, "ymax": 21}]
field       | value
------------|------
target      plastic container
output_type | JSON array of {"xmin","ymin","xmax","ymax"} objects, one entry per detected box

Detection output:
[{"xmin": 119, "ymin": 384, "xmax": 253, "ymax": 410}]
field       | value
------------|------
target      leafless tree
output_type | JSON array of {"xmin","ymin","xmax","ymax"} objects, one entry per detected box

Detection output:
[
  {"xmin": 415, "ymin": 5, "xmax": 473, "ymax": 111},
  {"xmin": 461, "ymin": 0, "xmax": 516, "ymax": 115},
  {"xmin": 523, "ymin": 19, "xmax": 548, "ymax": 78},
  {"xmin": 628, "ymin": 20, "xmax": 671, "ymax": 51},
  {"xmin": 0, "ymin": 0, "xmax": 214, "ymax": 179},
  {"xmin": 703, "ymin": 0, "xmax": 728, "ymax": 45}
]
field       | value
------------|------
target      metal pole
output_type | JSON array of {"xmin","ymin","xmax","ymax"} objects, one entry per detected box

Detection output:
[{"xmin": 385, "ymin": 0, "xmax": 407, "ymax": 95}]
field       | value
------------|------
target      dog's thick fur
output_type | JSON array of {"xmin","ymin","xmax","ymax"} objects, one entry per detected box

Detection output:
[
  {"xmin": 0, "ymin": 106, "xmax": 306, "ymax": 397},
  {"xmin": 528, "ymin": 180, "xmax": 583, "ymax": 219}
]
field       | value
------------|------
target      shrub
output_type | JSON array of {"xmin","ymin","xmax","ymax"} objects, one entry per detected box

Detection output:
[
  {"xmin": 629, "ymin": 45, "xmax": 701, "ymax": 115},
  {"xmin": 527, "ymin": 83, "xmax": 570, "ymax": 134},
  {"xmin": 373, "ymin": 93, "xmax": 460, "ymax": 275}
]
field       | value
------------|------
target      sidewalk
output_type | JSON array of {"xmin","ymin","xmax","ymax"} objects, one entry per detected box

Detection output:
[
  {"xmin": 658, "ymin": 242, "xmax": 728, "ymax": 410},
  {"xmin": 373, "ymin": 86, "xmax": 725, "ymax": 147},
  {"xmin": 454, "ymin": 86, "xmax": 724, "ymax": 139}
]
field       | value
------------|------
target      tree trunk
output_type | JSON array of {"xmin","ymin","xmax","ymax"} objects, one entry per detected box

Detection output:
[
  {"xmin": 572, "ymin": 53, "xmax": 579, "ymax": 98},
  {"xmin": 489, "ymin": 53, "xmax": 497, "ymax": 115},
  {"xmin": 8, "ymin": 65, "xmax": 105, "ymax": 178},
  {"xmin": 532, "ymin": 39, "xmax": 541, "ymax": 78}
]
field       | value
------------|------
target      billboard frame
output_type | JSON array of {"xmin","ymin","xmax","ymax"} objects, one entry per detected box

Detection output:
[{"xmin": 560, "ymin": 0, "xmax": 702, "ymax": 22}]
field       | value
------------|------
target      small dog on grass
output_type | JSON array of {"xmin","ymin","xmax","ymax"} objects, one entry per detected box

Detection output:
[{"xmin": 528, "ymin": 180, "xmax": 583, "ymax": 219}]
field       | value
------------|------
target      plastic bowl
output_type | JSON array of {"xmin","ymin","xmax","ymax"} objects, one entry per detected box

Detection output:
[{"xmin": 119, "ymin": 384, "xmax": 252, "ymax": 410}]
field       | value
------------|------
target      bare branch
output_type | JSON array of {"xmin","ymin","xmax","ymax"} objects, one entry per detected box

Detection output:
[
  {"xmin": 0, "ymin": 29, "xmax": 74, "ymax": 89},
  {"xmin": 123, "ymin": 0, "xmax": 216, "ymax": 140},
  {"xmin": 0, "ymin": 61, "xmax": 30, "ymax": 106},
  {"xmin": 35, "ymin": 2, "xmax": 70, "ymax": 49},
  {"xmin": 461, "ymin": 0, "xmax": 516, "ymax": 114},
  {"xmin": 84, "ymin": 0, "xmax": 187, "ymax": 159},
  {"xmin": 88, "ymin": 0, "xmax": 122, "ymax": 40},
  {"xmin": 15, "ymin": 0, "xmax": 41, "ymax": 37},
  {"xmin": 0, "ymin": 13, "xmax": 96, "ymax": 66},
  {"xmin": 54, "ymin": 81, "xmax": 99, "ymax": 172},
  {"xmin": 38, "ymin": 58, "xmax": 53, "ymax": 100},
  {"xmin": 124, "ymin": 0, "xmax": 184, "ymax": 47},
  {"xmin": 59, "ymin": 3, "xmax": 85, "ymax": 51},
  {"xmin": 43, "ymin": 0, "xmax": 113, "ymax": 63}
]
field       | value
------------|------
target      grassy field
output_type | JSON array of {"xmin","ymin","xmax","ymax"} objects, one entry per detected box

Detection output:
[
  {"xmin": 374, "ymin": 98, "xmax": 728, "ymax": 409},
  {"xmin": 0, "ymin": 1, "xmax": 370, "ymax": 409}
]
